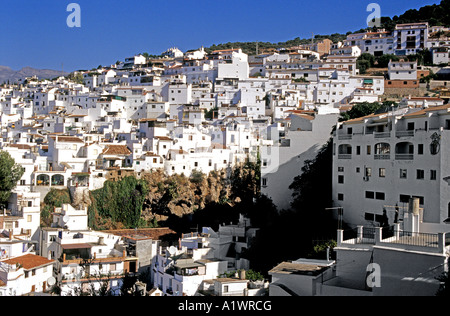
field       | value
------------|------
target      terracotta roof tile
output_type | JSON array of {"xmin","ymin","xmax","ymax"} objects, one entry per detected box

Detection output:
[
  {"xmin": 102, "ymin": 145, "xmax": 132, "ymax": 155},
  {"xmin": 1, "ymin": 254, "xmax": 54, "ymax": 270}
]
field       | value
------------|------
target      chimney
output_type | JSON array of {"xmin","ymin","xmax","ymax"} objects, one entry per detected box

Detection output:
[
  {"xmin": 404, "ymin": 197, "xmax": 421, "ymax": 234},
  {"xmin": 239, "ymin": 269, "xmax": 246, "ymax": 280}
]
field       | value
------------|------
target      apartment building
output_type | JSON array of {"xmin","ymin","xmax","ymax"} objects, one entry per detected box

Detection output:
[
  {"xmin": 344, "ymin": 30, "xmax": 395, "ymax": 56},
  {"xmin": 152, "ymin": 216, "xmax": 256, "ymax": 296},
  {"xmin": 332, "ymin": 102, "xmax": 450, "ymax": 230},
  {"xmin": 394, "ymin": 22, "xmax": 429, "ymax": 56}
]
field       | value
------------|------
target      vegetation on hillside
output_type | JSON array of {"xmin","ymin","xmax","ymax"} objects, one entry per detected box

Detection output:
[
  {"xmin": 0, "ymin": 150, "xmax": 24, "ymax": 208},
  {"xmin": 41, "ymin": 188, "xmax": 72, "ymax": 227},
  {"xmin": 88, "ymin": 176, "xmax": 149, "ymax": 230}
]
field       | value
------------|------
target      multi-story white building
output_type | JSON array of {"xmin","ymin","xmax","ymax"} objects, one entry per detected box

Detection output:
[
  {"xmin": 332, "ymin": 102, "xmax": 450, "ymax": 231},
  {"xmin": 344, "ymin": 30, "xmax": 395, "ymax": 57},
  {"xmin": 152, "ymin": 216, "xmax": 257, "ymax": 296},
  {"xmin": 261, "ymin": 112, "xmax": 339, "ymax": 210},
  {"xmin": 394, "ymin": 22, "xmax": 429, "ymax": 56},
  {"xmin": 0, "ymin": 253, "xmax": 55, "ymax": 296},
  {"xmin": 40, "ymin": 204, "xmax": 138, "ymax": 296}
]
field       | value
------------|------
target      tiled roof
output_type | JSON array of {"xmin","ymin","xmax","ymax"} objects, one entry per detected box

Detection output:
[
  {"xmin": 103, "ymin": 227, "xmax": 177, "ymax": 241},
  {"xmin": 102, "ymin": 145, "xmax": 132, "ymax": 155},
  {"xmin": 1, "ymin": 254, "xmax": 54, "ymax": 270},
  {"xmin": 51, "ymin": 136, "xmax": 84, "ymax": 143}
]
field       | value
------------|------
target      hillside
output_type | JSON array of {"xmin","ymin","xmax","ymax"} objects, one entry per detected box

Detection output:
[
  {"xmin": 0, "ymin": 65, "xmax": 67, "ymax": 84},
  {"xmin": 200, "ymin": 0, "xmax": 450, "ymax": 55}
]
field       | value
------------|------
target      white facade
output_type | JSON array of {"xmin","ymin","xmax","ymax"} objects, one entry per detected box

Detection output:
[
  {"xmin": 332, "ymin": 103, "xmax": 450, "ymax": 230},
  {"xmin": 388, "ymin": 60, "xmax": 418, "ymax": 80},
  {"xmin": 261, "ymin": 113, "xmax": 339, "ymax": 210},
  {"xmin": 0, "ymin": 254, "xmax": 55, "ymax": 296},
  {"xmin": 393, "ymin": 23, "xmax": 429, "ymax": 56}
]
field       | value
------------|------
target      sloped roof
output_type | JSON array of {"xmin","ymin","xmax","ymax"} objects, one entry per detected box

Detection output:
[
  {"xmin": 1, "ymin": 254, "xmax": 54, "ymax": 270},
  {"xmin": 102, "ymin": 145, "xmax": 132, "ymax": 156},
  {"xmin": 50, "ymin": 136, "xmax": 84, "ymax": 143}
]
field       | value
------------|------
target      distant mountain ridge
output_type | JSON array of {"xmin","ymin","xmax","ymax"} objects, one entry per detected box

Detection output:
[{"xmin": 0, "ymin": 65, "xmax": 67, "ymax": 84}]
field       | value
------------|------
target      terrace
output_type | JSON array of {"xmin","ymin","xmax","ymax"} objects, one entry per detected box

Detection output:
[{"xmin": 337, "ymin": 225, "xmax": 450, "ymax": 254}]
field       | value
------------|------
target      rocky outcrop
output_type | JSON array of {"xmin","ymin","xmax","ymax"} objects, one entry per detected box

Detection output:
[{"xmin": 140, "ymin": 169, "xmax": 233, "ymax": 222}]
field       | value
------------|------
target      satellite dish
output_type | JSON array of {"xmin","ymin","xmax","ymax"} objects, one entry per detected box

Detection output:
[
  {"xmin": 47, "ymin": 277, "xmax": 56, "ymax": 286},
  {"xmin": 168, "ymin": 246, "xmax": 177, "ymax": 255},
  {"xmin": 63, "ymin": 215, "xmax": 70, "ymax": 223}
]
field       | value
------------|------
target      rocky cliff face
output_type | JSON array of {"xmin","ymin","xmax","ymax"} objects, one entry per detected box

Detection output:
[{"xmin": 140, "ymin": 169, "xmax": 233, "ymax": 222}]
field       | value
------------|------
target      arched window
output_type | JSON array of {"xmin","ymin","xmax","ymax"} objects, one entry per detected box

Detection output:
[
  {"xmin": 51, "ymin": 174, "xmax": 64, "ymax": 186},
  {"xmin": 375, "ymin": 143, "xmax": 390, "ymax": 160},
  {"xmin": 395, "ymin": 142, "xmax": 414, "ymax": 160},
  {"xmin": 36, "ymin": 174, "xmax": 50, "ymax": 186}
]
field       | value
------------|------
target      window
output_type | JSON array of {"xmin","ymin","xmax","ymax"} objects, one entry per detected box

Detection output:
[
  {"xmin": 27, "ymin": 215, "xmax": 32, "ymax": 222},
  {"xmin": 262, "ymin": 178, "xmax": 267, "ymax": 187},
  {"xmin": 367, "ymin": 145, "xmax": 371, "ymax": 155},
  {"xmin": 224, "ymin": 285, "xmax": 229, "ymax": 293},
  {"xmin": 356, "ymin": 167, "xmax": 360, "ymax": 173},
  {"xmin": 417, "ymin": 169, "xmax": 425, "ymax": 180},
  {"xmin": 418, "ymin": 144, "xmax": 424, "ymax": 155},
  {"xmin": 430, "ymin": 170, "xmax": 437, "ymax": 180},
  {"xmin": 365, "ymin": 213, "xmax": 375, "ymax": 221},
  {"xmin": 376, "ymin": 192, "xmax": 385, "ymax": 200},
  {"xmin": 379, "ymin": 168, "xmax": 386, "ymax": 178},
  {"xmin": 338, "ymin": 194, "xmax": 344, "ymax": 201},
  {"xmin": 338, "ymin": 167, "xmax": 344, "ymax": 172},
  {"xmin": 338, "ymin": 175, "xmax": 344, "ymax": 184},
  {"xmin": 356, "ymin": 146, "xmax": 361, "ymax": 155},
  {"xmin": 365, "ymin": 191, "xmax": 375, "ymax": 199},
  {"xmin": 400, "ymin": 169, "xmax": 407, "ymax": 179},
  {"xmin": 365, "ymin": 167, "xmax": 372, "ymax": 177}
]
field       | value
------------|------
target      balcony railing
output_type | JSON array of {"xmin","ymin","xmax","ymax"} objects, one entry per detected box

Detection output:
[
  {"xmin": 338, "ymin": 135, "xmax": 353, "ymax": 140},
  {"xmin": 387, "ymin": 230, "xmax": 440, "ymax": 248},
  {"xmin": 339, "ymin": 226, "xmax": 450, "ymax": 253},
  {"xmin": 396, "ymin": 130, "xmax": 414, "ymax": 137},
  {"xmin": 338, "ymin": 154, "xmax": 352, "ymax": 160},
  {"xmin": 374, "ymin": 132, "xmax": 391, "ymax": 138},
  {"xmin": 374, "ymin": 154, "xmax": 390, "ymax": 160},
  {"xmin": 395, "ymin": 154, "xmax": 414, "ymax": 160}
]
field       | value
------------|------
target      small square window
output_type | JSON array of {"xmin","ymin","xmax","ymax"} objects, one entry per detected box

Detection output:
[
  {"xmin": 417, "ymin": 169, "xmax": 425, "ymax": 180},
  {"xmin": 400, "ymin": 169, "xmax": 407, "ymax": 179}
]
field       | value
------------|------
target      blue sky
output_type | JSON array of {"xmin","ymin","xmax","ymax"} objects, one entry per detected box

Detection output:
[{"xmin": 0, "ymin": 0, "xmax": 441, "ymax": 72}]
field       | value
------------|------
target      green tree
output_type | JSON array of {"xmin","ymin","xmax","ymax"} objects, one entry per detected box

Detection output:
[
  {"xmin": 41, "ymin": 188, "xmax": 72, "ymax": 226},
  {"xmin": 375, "ymin": 54, "xmax": 399, "ymax": 68},
  {"xmin": 357, "ymin": 53, "xmax": 376, "ymax": 74},
  {"xmin": 339, "ymin": 101, "xmax": 387, "ymax": 122},
  {"xmin": 0, "ymin": 150, "xmax": 24, "ymax": 207},
  {"xmin": 230, "ymin": 159, "xmax": 261, "ymax": 206},
  {"xmin": 89, "ymin": 176, "xmax": 149, "ymax": 229}
]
